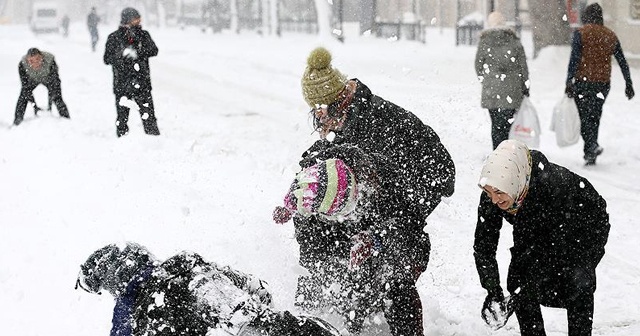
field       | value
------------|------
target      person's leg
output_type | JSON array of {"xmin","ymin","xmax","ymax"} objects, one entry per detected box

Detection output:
[
  {"xmin": 135, "ymin": 92, "xmax": 160, "ymax": 136},
  {"xmin": 46, "ymin": 80, "xmax": 70, "ymax": 118},
  {"xmin": 489, "ymin": 108, "xmax": 517, "ymax": 149},
  {"xmin": 513, "ymin": 297, "xmax": 547, "ymax": 336},
  {"xmin": 565, "ymin": 266, "xmax": 596, "ymax": 336},
  {"xmin": 115, "ymin": 95, "xmax": 130, "ymax": 137},
  {"xmin": 14, "ymin": 87, "xmax": 35, "ymax": 125},
  {"xmin": 383, "ymin": 265, "xmax": 425, "ymax": 336},
  {"xmin": 574, "ymin": 82, "xmax": 610, "ymax": 163}
]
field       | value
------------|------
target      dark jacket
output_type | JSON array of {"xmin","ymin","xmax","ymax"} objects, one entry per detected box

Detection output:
[
  {"xmin": 129, "ymin": 252, "xmax": 271, "ymax": 336},
  {"xmin": 104, "ymin": 25, "xmax": 158, "ymax": 95},
  {"xmin": 566, "ymin": 24, "xmax": 632, "ymax": 86},
  {"xmin": 474, "ymin": 28, "xmax": 529, "ymax": 110},
  {"xmin": 295, "ymin": 144, "xmax": 430, "ymax": 270},
  {"xmin": 474, "ymin": 150, "xmax": 609, "ymax": 306},
  {"xmin": 326, "ymin": 79, "xmax": 455, "ymax": 222}
]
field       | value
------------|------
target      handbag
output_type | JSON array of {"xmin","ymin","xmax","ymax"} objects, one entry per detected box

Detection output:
[
  {"xmin": 509, "ymin": 97, "xmax": 541, "ymax": 148},
  {"xmin": 550, "ymin": 96, "xmax": 580, "ymax": 147}
]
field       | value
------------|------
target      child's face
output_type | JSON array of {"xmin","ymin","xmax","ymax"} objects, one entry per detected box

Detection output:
[{"xmin": 483, "ymin": 185, "xmax": 514, "ymax": 210}]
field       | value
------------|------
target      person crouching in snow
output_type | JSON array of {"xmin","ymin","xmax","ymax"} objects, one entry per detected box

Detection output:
[
  {"xmin": 474, "ymin": 140, "xmax": 610, "ymax": 335},
  {"xmin": 75, "ymin": 242, "xmax": 341, "ymax": 336},
  {"xmin": 14, "ymin": 47, "xmax": 70, "ymax": 125},
  {"xmin": 273, "ymin": 145, "xmax": 430, "ymax": 336}
]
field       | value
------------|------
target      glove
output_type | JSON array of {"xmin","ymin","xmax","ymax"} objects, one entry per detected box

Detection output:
[
  {"xmin": 122, "ymin": 46, "xmax": 138, "ymax": 60},
  {"xmin": 565, "ymin": 84, "xmax": 575, "ymax": 98},
  {"xmin": 272, "ymin": 206, "xmax": 292, "ymax": 224},
  {"xmin": 626, "ymin": 83, "xmax": 635, "ymax": 100},
  {"xmin": 522, "ymin": 88, "xmax": 530, "ymax": 97},
  {"xmin": 481, "ymin": 288, "xmax": 514, "ymax": 330},
  {"xmin": 349, "ymin": 231, "xmax": 382, "ymax": 270}
]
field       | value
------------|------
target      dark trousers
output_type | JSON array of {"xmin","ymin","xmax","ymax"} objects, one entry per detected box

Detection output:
[
  {"xmin": 15, "ymin": 81, "xmax": 69, "ymax": 125},
  {"xmin": 488, "ymin": 108, "xmax": 517, "ymax": 150},
  {"xmin": 384, "ymin": 265, "xmax": 426, "ymax": 336},
  {"xmin": 90, "ymin": 28, "xmax": 99, "ymax": 51},
  {"xmin": 115, "ymin": 91, "xmax": 160, "ymax": 137},
  {"xmin": 513, "ymin": 267, "xmax": 596, "ymax": 336},
  {"xmin": 574, "ymin": 82, "xmax": 610, "ymax": 159}
]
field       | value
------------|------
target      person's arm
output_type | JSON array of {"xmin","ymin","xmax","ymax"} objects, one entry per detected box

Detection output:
[
  {"xmin": 219, "ymin": 265, "xmax": 272, "ymax": 305},
  {"xmin": 103, "ymin": 34, "xmax": 117, "ymax": 65},
  {"xmin": 474, "ymin": 37, "xmax": 487, "ymax": 78},
  {"xmin": 613, "ymin": 40, "xmax": 633, "ymax": 87},
  {"xmin": 49, "ymin": 58, "xmax": 62, "ymax": 82},
  {"xmin": 139, "ymin": 30, "xmax": 158, "ymax": 58},
  {"xmin": 18, "ymin": 62, "xmax": 29, "ymax": 87},
  {"xmin": 474, "ymin": 193, "xmax": 504, "ymax": 295},
  {"xmin": 566, "ymin": 30, "xmax": 582, "ymax": 85},
  {"xmin": 517, "ymin": 42, "xmax": 530, "ymax": 95}
]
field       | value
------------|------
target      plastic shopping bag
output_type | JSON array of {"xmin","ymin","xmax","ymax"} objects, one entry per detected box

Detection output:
[
  {"xmin": 550, "ymin": 96, "xmax": 580, "ymax": 147},
  {"xmin": 509, "ymin": 97, "xmax": 541, "ymax": 148}
]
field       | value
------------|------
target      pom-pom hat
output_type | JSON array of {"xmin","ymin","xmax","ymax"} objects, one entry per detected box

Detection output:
[
  {"xmin": 276, "ymin": 159, "xmax": 358, "ymax": 223},
  {"xmin": 301, "ymin": 47, "xmax": 348, "ymax": 108}
]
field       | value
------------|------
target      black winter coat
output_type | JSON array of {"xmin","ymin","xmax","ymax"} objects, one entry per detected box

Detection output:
[
  {"xmin": 131, "ymin": 252, "xmax": 271, "ymax": 336},
  {"xmin": 295, "ymin": 145, "xmax": 430, "ymax": 271},
  {"xmin": 474, "ymin": 150, "xmax": 609, "ymax": 306},
  {"xmin": 328, "ymin": 79, "xmax": 455, "ymax": 222},
  {"xmin": 104, "ymin": 26, "xmax": 158, "ymax": 95}
]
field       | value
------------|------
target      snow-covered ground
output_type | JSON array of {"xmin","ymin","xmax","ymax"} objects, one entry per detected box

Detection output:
[{"xmin": 0, "ymin": 21, "xmax": 638, "ymax": 336}]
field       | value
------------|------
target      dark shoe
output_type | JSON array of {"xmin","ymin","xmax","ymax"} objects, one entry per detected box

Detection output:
[{"xmin": 584, "ymin": 147, "xmax": 603, "ymax": 165}]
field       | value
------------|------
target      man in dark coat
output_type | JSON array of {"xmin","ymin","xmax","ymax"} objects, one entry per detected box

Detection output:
[
  {"xmin": 104, "ymin": 7, "xmax": 160, "ymax": 137},
  {"xmin": 273, "ymin": 145, "xmax": 431, "ymax": 336},
  {"xmin": 474, "ymin": 140, "xmax": 610, "ymax": 336},
  {"xmin": 300, "ymin": 47, "xmax": 455, "ymax": 224},
  {"xmin": 87, "ymin": 7, "xmax": 100, "ymax": 51},
  {"xmin": 14, "ymin": 47, "xmax": 70, "ymax": 126},
  {"xmin": 76, "ymin": 242, "xmax": 340, "ymax": 336},
  {"xmin": 565, "ymin": 3, "xmax": 634, "ymax": 165}
]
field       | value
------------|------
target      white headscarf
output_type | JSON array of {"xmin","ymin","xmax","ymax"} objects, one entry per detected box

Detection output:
[{"xmin": 478, "ymin": 140, "xmax": 532, "ymax": 203}]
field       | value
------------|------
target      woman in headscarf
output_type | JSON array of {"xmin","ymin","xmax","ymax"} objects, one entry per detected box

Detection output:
[{"xmin": 474, "ymin": 140, "xmax": 610, "ymax": 336}]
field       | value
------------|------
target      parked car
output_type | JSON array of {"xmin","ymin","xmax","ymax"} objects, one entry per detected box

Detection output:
[{"xmin": 30, "ymin": 2, "xmax": 59, "ymax": 34}]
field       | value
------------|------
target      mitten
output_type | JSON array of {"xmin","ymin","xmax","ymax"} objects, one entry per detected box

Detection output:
[
  {"xmin": 349, "ymin": 231, "xmax": 382, "ymax": 270},
  {"xmin": 565, "ymin": 84, "xmax": 575, "ymax": 98},
  {"xmin": 272, "ymin": 206, "xmax": 292, "ymax": 224},
  {"xmin": 626, "ymin": 83, "xmax": 635, "ymax": 100}
]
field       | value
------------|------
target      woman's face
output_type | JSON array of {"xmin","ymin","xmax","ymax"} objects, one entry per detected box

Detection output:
[{"xmin": 483, "ymin": 185, "xmax": 514, "ymax": 210}]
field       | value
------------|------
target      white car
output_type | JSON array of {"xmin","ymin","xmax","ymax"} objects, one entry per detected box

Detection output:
[{"xmin": 30, "ymin": 2, "xmax": 59, "ymax": 34}]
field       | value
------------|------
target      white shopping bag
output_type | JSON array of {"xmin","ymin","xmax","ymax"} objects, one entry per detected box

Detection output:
[
  {"xmin": 509, "ymin": 97, "xmax": 541, "ymax": 148},
  {"xmin": 550, "ymin": 96, "xmax": 581, "ymax": 147}
]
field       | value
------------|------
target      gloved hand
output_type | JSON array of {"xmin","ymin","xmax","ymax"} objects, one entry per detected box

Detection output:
[
  {"xmin": 481, "ymin": 287, "xmax": 514, "ymax": 330},
  {"xmin": 565, "ymin": 84, "xmax": 575, "ymax": 98},
  {"xmin": 626, "ymin": 83, "xmax": 635, "ymax": 100},
  {"xmin": 522, "ymin": 87, "xmax": 530, "ymax": 97},
  {"xmin": 272, "ymin": 206, "xmax": 292, "ymax": 224},
  {"xmin": 349, "ymin": 231, "xmax": 382, "ymax": 270},
  {"xmin": 122, "ymin": 46, "xmax": 138, "ymax": 59}
]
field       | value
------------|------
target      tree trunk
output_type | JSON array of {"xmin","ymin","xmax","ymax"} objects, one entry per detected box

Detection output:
[
  {"xmin": 528, "ymin": 0, "xmax": 572, "ymax": 58},
  {"xmin": 314, "ymin": 0, "xmax": 333, "ymax": 39}
]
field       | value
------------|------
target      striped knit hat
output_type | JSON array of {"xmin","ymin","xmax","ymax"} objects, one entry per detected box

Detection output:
[{"xmin": 282, "ymin": 159, "xmax": 358, "ymax": 221}]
